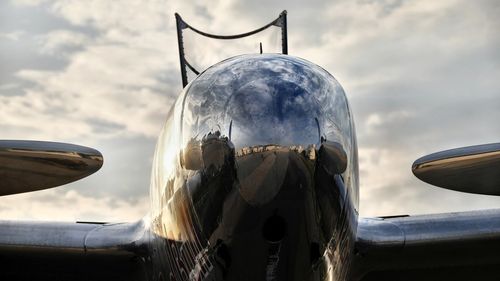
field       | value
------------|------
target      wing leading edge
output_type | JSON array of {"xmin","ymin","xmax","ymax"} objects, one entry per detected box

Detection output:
[
  {"xmin": 0, "ymin": 219, "xmax": 150, "ymax": 281},
  {"xmin": 351, "ymin": 209, "xmax": 500, "ymax": 281}
]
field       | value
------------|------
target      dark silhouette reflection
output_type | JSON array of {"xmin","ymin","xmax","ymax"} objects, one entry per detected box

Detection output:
[{"xmin": 184, "ymin": 131, "xmax": 236, "ymax": 239}]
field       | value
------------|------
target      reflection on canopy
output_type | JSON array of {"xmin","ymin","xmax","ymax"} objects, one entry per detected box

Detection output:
[{"xmin": 182, "ymin": 54, "xmax": 352, "ymax": 151}]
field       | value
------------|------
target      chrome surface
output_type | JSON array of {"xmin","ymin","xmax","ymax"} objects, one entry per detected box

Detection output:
[
  {"xmin": 412, "ymin": 143, "xmax": 500, "ymax": 195},
  {"xmin": 149, "ymin": 54, "xmax": 359, "ymax": 280},
  {"xmin": 0, "ymin": 220, "xmax": 149, "ymax": 280},
  {"xmin": 0, "ymin": 219, "xmax": 146, "ymax": 252},
  {"xmin": 0, "ymin": 140, "xmax": 103, "ymax": 196},
  {"xmin": 151, "ymin": 54, "xmax": 359, "ymax": 219},
  {"xmin": 181, "ymin": 55, "xmax": 354, "ymax": 153},
  {"xmin": 353, "ymin": 209, "xmax": 500, "ymax": 280},
  {"xmin": 318, "ymin": 140, "xmax": 348, "ymax": 175}
]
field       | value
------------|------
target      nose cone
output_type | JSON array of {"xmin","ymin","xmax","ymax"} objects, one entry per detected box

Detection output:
[{"xmin": 215, "ymin": 146, "xmax": 322, "ymax": 281}]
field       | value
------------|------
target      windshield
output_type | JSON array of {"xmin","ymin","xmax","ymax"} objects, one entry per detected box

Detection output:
[{"xmin": 181, "ymin": 54, "xmax": 351, "ymax": 151}]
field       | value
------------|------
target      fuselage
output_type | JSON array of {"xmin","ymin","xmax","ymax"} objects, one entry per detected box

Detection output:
[{"xmin": 147, "ymin": 54, "xmax": 359, "ymax": 281}]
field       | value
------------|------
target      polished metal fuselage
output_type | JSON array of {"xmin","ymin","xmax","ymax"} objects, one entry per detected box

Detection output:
[{"xmin": 147, "ymin": 54, "xmax": 359, "ymax": 281}]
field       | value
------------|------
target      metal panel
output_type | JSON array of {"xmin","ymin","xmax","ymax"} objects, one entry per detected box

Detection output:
[
  {"xmin": 0, "ymin": 220, "xmax": 149, "ymax": 280},
  {"xmin": 352, "ymin": 209, "xmax": 500, "ymax": 280}
]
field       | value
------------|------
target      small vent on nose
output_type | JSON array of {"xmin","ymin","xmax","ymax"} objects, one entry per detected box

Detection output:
[{"xmin": 262, "ymin": 214, "xmax": 287, "ymax": 243}]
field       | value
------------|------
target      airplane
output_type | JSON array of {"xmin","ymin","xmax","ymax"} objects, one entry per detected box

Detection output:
[{"xmin": 1, "ymin": 11, "xmax": 500, "ymax": 281}]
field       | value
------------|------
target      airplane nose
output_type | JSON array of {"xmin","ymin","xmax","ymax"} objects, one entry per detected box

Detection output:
[
  {"xmin": 216, "ymin": 145, "xmax": 325, "ymax": 280},
  {"xmin": 161, "ymin": 139, "xmax": 349, "ymax": 280},
  {"xmin": 167, "ymin": 137, "xmax": 348, "ymax": 280}
]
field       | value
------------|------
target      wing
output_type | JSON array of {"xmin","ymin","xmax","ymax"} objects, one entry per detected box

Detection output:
[
  {"xmin": 352, "ymin": 143, "xmax": 500, "ymax": 280},
  {"xmin": 0, "ymin": 219, "xmax": 150, "ymax": 281},
  {"xmin": 351, "ymin": 209, "xmax": 500, "ymax": 281}
]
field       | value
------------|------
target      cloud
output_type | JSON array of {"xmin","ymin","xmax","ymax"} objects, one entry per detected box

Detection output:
[
  {"xmin": 0, "ymin": 189, "xmax": 148, "ymax": 221},
  {"xmin": 49, "ymin": 0, "xmax": 171, "ymax": 32},
  {"xmin": 2, "ymin": 14, "xmax": 175, "ymax": 140},
  {"xmin": 38, "ymin": 29, "xmax": 90, "ymax": 56},
  {"xmin": 0, "ymin": 31, "xmax": 24, "ymax": 41},
  {"xmin": 0, "ymin": 83, "xmax": 20, "ymax": 91},
  {"xmin": 11, "ymin": 0, "xmax": 49, "ymax": 7}
]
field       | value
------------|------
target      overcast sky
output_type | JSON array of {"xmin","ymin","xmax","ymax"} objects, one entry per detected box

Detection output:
[{"xmin": 1, "ymin": 0, "xmax": 499, "ymax": 222}]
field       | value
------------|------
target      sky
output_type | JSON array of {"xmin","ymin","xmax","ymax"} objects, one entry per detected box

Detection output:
[{"xmin": 1, "ymin": 0, "xmax": 499, "ymax": 222}]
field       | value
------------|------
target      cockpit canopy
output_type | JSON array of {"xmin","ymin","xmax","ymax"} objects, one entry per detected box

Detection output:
[{"xmin": 181, "ymin": 54, "xmax": 351, "ymax": 150}]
